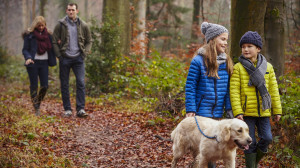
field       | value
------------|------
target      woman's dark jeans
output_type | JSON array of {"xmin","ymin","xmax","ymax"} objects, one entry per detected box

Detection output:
[{"xmin": 26, "ymin": 60, "xmax": 48, "ymax": 109}]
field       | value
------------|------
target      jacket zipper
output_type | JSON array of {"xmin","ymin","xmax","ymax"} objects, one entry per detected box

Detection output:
[
  {"xmin": 196, "ymin": 95, "xmax": 204, "ymax": 112},
  {"xmin": 255, "ymin": 87, "xmax": 261, "ymax": 117},
  {"xmin": 243, "ymin": 95, "xmax": 247, "ymax": 112},
  {"xmin": 212, "ymin": 78, "xmax": 217, "ymax": 118}
]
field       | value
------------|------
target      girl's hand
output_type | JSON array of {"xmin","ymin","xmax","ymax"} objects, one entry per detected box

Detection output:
[
  {"xmin": 186, "ymin": 113, "xmax": 195, "ymax": 118},
  {"xmin": 25, "ymin": 59, "xmax": 34, "ymax": 65},
  {"xmin": 236, "ymin": 115, "xmax": 244, "ymax": 121}
]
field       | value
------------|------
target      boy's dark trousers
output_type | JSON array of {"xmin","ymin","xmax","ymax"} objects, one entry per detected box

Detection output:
[
  {"xmin": 244, "ymin": 117, "xmax": 272, "ymax": 167},
  {"xmin": 59, "ymin": 56, "xmax": 85, "ymax": 112},
  {"xmin": 244, "ymin": 117, "xmax": 273, "ymax": 154},
  {"xmin": 26, "ymin": 60, "xmax": 48, "ymax": 110}
]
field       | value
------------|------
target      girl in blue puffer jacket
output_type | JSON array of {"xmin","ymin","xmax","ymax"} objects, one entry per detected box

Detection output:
[
  {"xmin": 185, "ymin": 22, "xmax": 233, "ymax": 119},
  {"xmin": 185, "ymin": 22, "xmax": 234, "ymax": 168}
]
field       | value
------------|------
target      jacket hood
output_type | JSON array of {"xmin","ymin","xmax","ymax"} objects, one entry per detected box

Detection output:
[
  {"xmin": 58, "ymin": 16, "xmax": 69, "ymax": 26},
  {"xmin": 197, "ymin": 47, "xmax": 206, "ymax": 56},
  {"xmin": 22, "ymin": 31, "xmax": 32, "ymax": 39},
  {"xmin": 59, "ymin": 16, "xmax": 81, "ymax": 26},
  {"xmin": 196, "ymin": 47, "xmax": 227, "ymax": 65}
]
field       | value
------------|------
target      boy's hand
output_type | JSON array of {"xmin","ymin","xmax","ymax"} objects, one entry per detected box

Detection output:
[
  {"xmin": 275, "ymin": 115, "xmax": 281, "ymax": 122},
  {"xmin": 236, "ymin": 115, "xmax": 244, "ymax": 121}
]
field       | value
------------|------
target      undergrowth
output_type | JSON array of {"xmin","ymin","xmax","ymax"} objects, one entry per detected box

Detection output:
[
  {"xmin": 0, "ymin": 93, "xmax": 73, "ymax": 167},
  {"xmin": 270, "ymin": 73, "xmax": 300, "ymax": 166}
]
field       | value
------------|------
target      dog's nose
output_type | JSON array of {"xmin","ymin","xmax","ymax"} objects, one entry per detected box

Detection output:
[{"xmin": 247, "ymin": 138, "xmax": 252, "ymax": 144}]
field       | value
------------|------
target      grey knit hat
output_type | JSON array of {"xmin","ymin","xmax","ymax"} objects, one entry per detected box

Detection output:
[
  {"xmin": 239, "ymin": 31, "xmax": 263, "ymax": 49},
  {"xmin": 201, "ymin": 22, "xmax": 228, "ymax": 43}
]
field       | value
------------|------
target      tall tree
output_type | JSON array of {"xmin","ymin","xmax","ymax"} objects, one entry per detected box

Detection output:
[
  {"xmin": 32, "ymin": 0, "xmax": 36, "ymax": 19},
  {"xmin": 132, "ymin": 0, "xmax": 147, "ymax": 57},
  {"xmin": 22, "ymin": 0, "xmax": 30, "ymax": 31},
  {"xmin": 103, "ymin": 0, "xmax": 131, "ymax": 55},
  {"xmin": 264, "ymin": 0, "xmax": 285, "ymax": 76},
  {"xmin": 39, "ymin": 0, "xmax": 47, "ymax": 16},
  {"xmin": 290, "ymin": 0, "xmax": 300, "ymax": 30},
  {"xmin": 230, "ymin": 0, "xmax": 285, "ymax": 77},
  {"xmin": 230, "ymin": 0, "xmax": 267, "ymax": 62},
  {"xmin": 4, "ymin": 0, "xmax": 10, "ymax": 48},
  {"xmin": 85, "ymin": 0, "xmax": 88, "ymax": 21},
  {"xmin": 191, "ymin": 0, "xmax": 200, "ymax": 40}
]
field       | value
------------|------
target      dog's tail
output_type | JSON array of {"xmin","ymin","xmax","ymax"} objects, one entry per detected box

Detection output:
[
  {"xmin": 155, "ymin": 124, "xmax": 179, "ymax": 142},
  {"xmin": 155, "ymin": 135, "xmax": 172, "ymax": 142}
]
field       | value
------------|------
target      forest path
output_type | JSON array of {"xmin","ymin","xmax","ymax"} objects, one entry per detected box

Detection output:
[
  {"xmin": 38, "ymin": 98, "xmax": 177, "ymax": 168},
  {"xmin": 5, "ymin": 87, "xmax": 272, "ymax": 168},
  {"xmin": 41, "ymin": 98, "xmax": 252, "ymax": 168}
]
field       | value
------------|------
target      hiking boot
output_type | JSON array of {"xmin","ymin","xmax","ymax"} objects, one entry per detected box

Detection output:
[
  {"xmin": 256, "ymin": 148, "xmax": 267, "ymax": 167},
  {"xmin": 77, "ymin": 109, "xmax": 88, "ymax": 118},
  {"xmin": 245, "ymin": 153, "xmax": 257, "ymax": 168},
  {"xmin": 35, "ymin": 108, "xmax": 40, "ymax": 116},
  {"xmin": 63, "ymin": 110, "xmax": 72, "ymax": 117}
]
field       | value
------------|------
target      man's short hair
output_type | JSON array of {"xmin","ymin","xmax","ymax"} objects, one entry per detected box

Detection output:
[{"xmin": 67, "ymin": 3, "xmax": 78, "ymax": 10}]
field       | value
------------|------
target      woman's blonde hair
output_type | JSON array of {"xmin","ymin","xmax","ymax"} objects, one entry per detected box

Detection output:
[
  {"xmin": 200, "ymin": 38, "xmax": 233, "ymax": 78},
  {"xmin": 27, "ymin": 16, "xmax": 47, "ymax": 32}
]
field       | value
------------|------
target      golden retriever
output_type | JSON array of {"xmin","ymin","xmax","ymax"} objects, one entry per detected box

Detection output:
[{"xmin": 171, "ymin": 116, "xmax": 252, "ymax": 168}]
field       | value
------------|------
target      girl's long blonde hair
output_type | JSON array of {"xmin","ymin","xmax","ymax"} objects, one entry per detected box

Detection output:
[
  {"xmin": 200, "ymin": 38, "xmax": 233, "ymax": 78},
  {"xmin": 27, "ymin": 16, "xmax": 47, "ymax": 32}
]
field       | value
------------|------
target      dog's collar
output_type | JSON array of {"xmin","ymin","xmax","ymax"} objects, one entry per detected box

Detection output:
[{"xmin": 194, "ymin": 116, "xmax": 219, "ymax": 143}]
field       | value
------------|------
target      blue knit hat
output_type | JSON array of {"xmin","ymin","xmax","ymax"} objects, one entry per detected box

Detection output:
[
  {"xmin": 201, "ymin": 22, "xmax": 228, "ymax": 43},
  {"xmin": 239, "ymin": 31, "xmax": 263, "ymax": 49}
]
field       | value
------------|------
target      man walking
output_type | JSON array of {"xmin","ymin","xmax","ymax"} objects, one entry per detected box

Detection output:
[{"xmin": 53, "ymin": 3, "xmax": 92, "ymax": 117}]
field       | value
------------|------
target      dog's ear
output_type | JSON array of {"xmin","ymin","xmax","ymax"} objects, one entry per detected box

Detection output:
[{"xmin": 220, "ymin": 125, "xmax": 231, "ymax": 142}]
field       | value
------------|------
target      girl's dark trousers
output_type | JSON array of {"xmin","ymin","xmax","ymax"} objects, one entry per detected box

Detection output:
[{"xmin": 26, "ymin": 60, "xmax": 48, "ymax": 110}]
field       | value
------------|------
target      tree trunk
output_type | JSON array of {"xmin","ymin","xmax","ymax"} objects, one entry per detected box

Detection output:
[
  {"xmin": 22, "ymin": 0, "xmax": 30, "ymax": 30},
  {"xmin": 264, "ymin": 0, "xmax": 285, "ymax": 77},
  {"xmin": 85, "ymin": 0, "xmax": 88, "ymax": 21},
  {"xmin": 230, "ymin": 0, "xmax": 285, "ymax": 77},
  {"xmin": 104, "ymin": 0, "xmax": 131, "ymax": 56},
  {"xmin": 146, "ymin": 0, "xmax": 151, "ymax": 56},
  {"xmin": 39, "ymin": 0, "xmax": 47, "ymax": 16},
  {"xmin": 4, "ymin": 0, "xmax": 9, "ymax": 49},
  {"xmin": 230, "ymin": 0, "xmax": 267, "ymax": 63},
  {"xmin": 191, "ymin": 0, "xmax": 200, "ymax": 40},
  {"xmin": 32, "ymin": 0, "xmax": 36, "ymax": 19},
  {"xmin": 200, "ymin": 0, "xmax": 204, "ymax": 21},
  {"xmin": 137, "ymin": 0, "xmax": 147, "ymax": 57}
]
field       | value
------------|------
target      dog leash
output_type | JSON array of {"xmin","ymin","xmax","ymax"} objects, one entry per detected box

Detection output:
[{"xmin": 194, "ymin": 116, "xmax": 219, "ymax": 143}]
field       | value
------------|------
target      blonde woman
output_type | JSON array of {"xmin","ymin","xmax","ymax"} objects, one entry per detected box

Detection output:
[
  {"xmin": 22, "ymin": 16, "xmax": 56, "ymax": 116},
  {"xmin": 185, "ymin": 22, "xmax": 234, "ymax": 167}
]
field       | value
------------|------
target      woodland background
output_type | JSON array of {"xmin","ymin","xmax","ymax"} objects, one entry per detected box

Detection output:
[{"xmin": 0, "ymin": 0, "xmax": 299, "ymax": 167}]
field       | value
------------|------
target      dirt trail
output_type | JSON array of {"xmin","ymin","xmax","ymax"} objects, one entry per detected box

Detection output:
[
  {"xmin": 10, "ymin": 92, "xmax": 274, "ymax": 168},
  {"xmin": 43, "ymin": 101, "xmax": 176, "ymax": 168}
]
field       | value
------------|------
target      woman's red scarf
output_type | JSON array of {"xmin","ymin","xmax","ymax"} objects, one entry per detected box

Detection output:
[{"xmin": 33, "ymin": 27, "xmax": 52, "ymax": 55}]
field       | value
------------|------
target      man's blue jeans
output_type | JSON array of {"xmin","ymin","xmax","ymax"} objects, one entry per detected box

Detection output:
[
  {"xmin": 59, "ymin": 56, "xmax": 85, "ymax": 112},
  {"xmin": 244, "ymin": 117, "xmax": 273, "ymax": 154}
]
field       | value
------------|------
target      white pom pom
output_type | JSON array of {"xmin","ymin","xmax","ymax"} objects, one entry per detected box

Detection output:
[{"xmin": 201, "ymin": 22, "xmax": 210, "ymax": 35}]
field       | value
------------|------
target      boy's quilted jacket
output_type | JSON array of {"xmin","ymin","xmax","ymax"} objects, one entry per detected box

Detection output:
[{"xmin": 230, "ymin": 62, "xmax": 282, "ymax": 117}]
